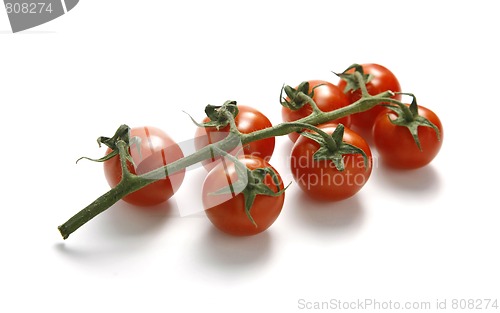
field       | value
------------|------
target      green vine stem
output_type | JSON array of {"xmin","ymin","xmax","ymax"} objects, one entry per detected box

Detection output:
[
  {"xmin": 354, "ymin": 71, "xmax": 370, "ymax": 98},
  {"xmin": 58, "ymin": 77, "xmax": 401, "ymax": 239},
  {"xmin": 242, "ymin": 90, "xmax": 394, "ymax": 143},
  {"xmin": 277, "ymin": 121, "xmax": 339, "ymax": 151}
]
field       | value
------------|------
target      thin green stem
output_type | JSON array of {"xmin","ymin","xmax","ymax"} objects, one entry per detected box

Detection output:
[
  {"xmin": 297, "ymin": 92, "xmax": 322, "ymax": 114},
  {"xmin": 58, "ymin": 132, "xmax": 241, "ymax": 239},
  {"xmin": 116, "ymin": 140, "xmax": 134, "ymax": 180},
  {"xmin": 58, "ymin": 180, "xmax": 134, "ymax": 239},
  {"xmin": 377, "ymin": 97, "xmax": 414, "ymax": 121},
  {"xmin": 354, "ymin": 71, "xmax": 370, "ymax": 97},
  {"xmin": 242, "ymin": 91, "xmax": 393, "ymax": 144},
  {"xmin": 281, "ymin": 122, "xmax": 338, "ymax": 150}
]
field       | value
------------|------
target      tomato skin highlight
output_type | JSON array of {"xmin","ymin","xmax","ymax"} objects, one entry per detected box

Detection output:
[
  {"xmin": 194, "ymin": 105, "xmax": 275, "ymax": 170},
  {"xmin": 290, "ymin": 124, "xmax": 372, "ymax": 201},
  {"xmin": 103, "ymin": 126, "xmax": 185, "ymax": 206},
  {"xmin": 372, "ymin": 105, "xmax": 443, "ymax": 169},
  {"xmin": 202, "ymin": 156, "xmax": 285, "ymax": 236},
  {"xmin": 281, "ymin": 80, "xmax": 351, "ymax": 142},
  {"xmin": 337, "ymin": 64, "xmax": 402, "ymax": 133}
]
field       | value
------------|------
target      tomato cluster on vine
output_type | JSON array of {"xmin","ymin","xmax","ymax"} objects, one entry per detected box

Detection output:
[{"xmin": 59, "ymin": 63, "xmax": 443, "ymax": 239}]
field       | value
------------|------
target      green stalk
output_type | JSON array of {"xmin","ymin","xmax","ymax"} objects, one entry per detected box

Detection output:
[
  {"xmin": 58, "ymin": 132, "xmax": 240, "ymax": 239},
  {"xmin": 241, "ymin": 91, "xmax": 393, "ymax": 143},
  {"xmin": 58, "ymin": 84, "xmax": 399, "ymax": 239}
]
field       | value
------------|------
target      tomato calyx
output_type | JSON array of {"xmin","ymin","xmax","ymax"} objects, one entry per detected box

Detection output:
[
  {"xmin": 210, "ymin": 158, "xmax": 287, "ymax": 227},
  {"xmin": 76, "ymin": 124, "xmax": 140, "ymax": 166},
  {"xmin": 300, "ymin": 124, "xmax": 369, "ymax": 172},
  {"xmin": 188, "ymin": 100, "xmax": 239, "ymax": 130},
  {"xmin": 334, "ymin": 63, "xmax": 373, "ymax": 94},
  {"xmin": 280, "ymin": 81, "xmax": 322, "ymax": 111},
  {"xmin": 384, "ymin": 94, "xmax": 441, "ymax": 150}
]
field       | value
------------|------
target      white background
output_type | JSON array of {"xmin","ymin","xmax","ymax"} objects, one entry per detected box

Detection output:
[{"xmin": 1, "ymin": 1, "xmax": 499, "ymax": 312}]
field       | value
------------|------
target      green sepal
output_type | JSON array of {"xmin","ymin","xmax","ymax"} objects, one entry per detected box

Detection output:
[
  {"xmin": 75, "ymin": 124, "xmax": 141, "ymax": 166},
  {"xmin": 299, "ymin": 124, "xmax": 369, "ymax": 172},
  {"xmin": 280, "ymin": 81, "xmax": 323, "ymax": 110},
  {"xmin": 96, "ymin": 124, "xmax": 130, "ymax": 150},
  {"xmin": 76, "ymin": 150, "xmax": 118, "ymax": 164},
  {"xmin": 408, "ymin": 95, "xmax": 419, "ymax": 117},
  {"xmin": 210, "ymin": 164, "xmax": 288, "ymax": 227},
  {"xmin": 192, "ymin": 100, "xmax": 239, "ymax": 130},
  {"xmin": 209, "ymin": 157, "xmax": 249, "ymax": 197},
  {"xmin": 243, "ymin": 193, "xmax": 258, "ymax": 226},
  {"xmin": 249, "ymin": 168, "xmax": 284, "ymax": 196},
  {"xmin": 334, "ymin": 63, "xmax": 373, "ymax": 94},
  {"xmin": 184, "ymin": 111, "xmax": 206, "ymax": 128},
  {"xmin": 383, "ymin": 95, "xmax": 441, "ymax": 150}
]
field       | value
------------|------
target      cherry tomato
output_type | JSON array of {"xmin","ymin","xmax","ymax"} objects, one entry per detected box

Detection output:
[
  {"xmin": 337, "ymin": 63, "xmax": 401, "ymax": 134},
  {"xmin": 290, "ymin": 124, "xmax": 372, "ymax": 201},
  {"xmin": 281, "ymin": 80, "xmax": 351, "ymax": 142},
  {"xmin": 372, "ymin": 105, "xmax": 443, "ymax": 169},
  {"xmin": 194, "ymin": 105, "xmax": 275, "ymax": 170},
  {"xmin": 202, "ymin": 155, "xmax": 285, "ymax": 236},
  {"xmin": 103, "ymin": 126, "xmax": 185, "ymax": 206}
]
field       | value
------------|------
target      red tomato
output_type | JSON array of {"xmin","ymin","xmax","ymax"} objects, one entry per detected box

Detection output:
[
  {"xmin": 202, "ymin": 156, "xmax": 285, "ymax": 236},
  {"xmin": 282, "ymin": 80, "xmax": 351, "ymax": 142},
  {"xmin": 372, "ymin": 105, "xmax": 443, "ymax": 169},
  {"xmin": 290, "ymin": 124, "xmax": 372, "ymax": 201},
  {"xmin": 337, "ymin": 63, "xmax": 401, "ymax": 134},
  {"xmin": 103, "ymin": 126, "xmax": 185, "ymax": 206},
  {"xmin": 194, "ymin": 105, "xmax": 275, "ymax": 170}
]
